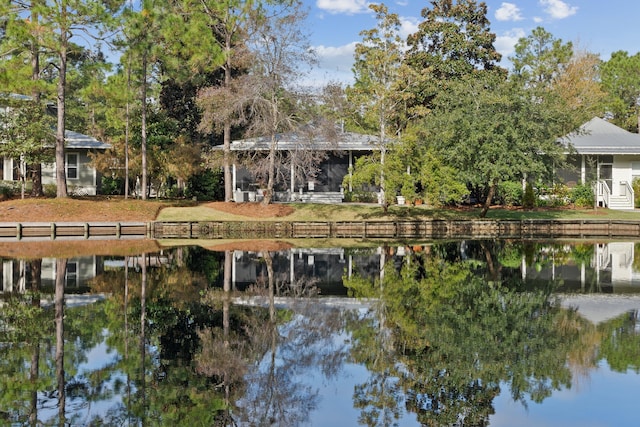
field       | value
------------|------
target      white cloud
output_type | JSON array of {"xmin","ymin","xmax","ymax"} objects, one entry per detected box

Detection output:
[
  {"xmin": 539, "ymin": 0, "xmax": 578, "ymax": 19},
  {"xmin": 495, "ymin": 2, "xmax": 523, "ymax": 22},
  {"xmin": 314, "ymin": 42, "xmax": 358, "ymax": 73},
  {"xmin": 495, "ymin": 28, "xmax": 526, "ymax": 59},
  {"xmin": 399, "ymin": 16, "xmax": 419, "ymax": 39},
  {"xmin": 316, "ymin": 0, "xmax": 371, "ymax": 15}
]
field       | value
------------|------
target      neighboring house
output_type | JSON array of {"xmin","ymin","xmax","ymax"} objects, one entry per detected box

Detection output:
[
  {"xmin": 560, "ymin": 117, "xmax": 640, "ymax": 210},
  {"xmin": 221, "ymin": 131, "xmax": 389, "ymax": 203},
  {"xmin": 1, "ymin": 256, "xmax": 101, "ymax": 293},
  {"xmin": 223, "ymin": 248, "xmax": 384, "ymax": 293},
  {"xmin": 1, "ymin": 97, "xmax": 110, "ymax": 196},
  {"xmin": 1, "ymin": 130, "xmax": 110, "ymax": 196}
]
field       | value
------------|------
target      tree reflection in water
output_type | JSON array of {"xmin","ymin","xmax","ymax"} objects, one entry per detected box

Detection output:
[
  {"xmin": 0, "ymin": 241, "xmax": 638, "ymax": 426},
  {"xmin": 345, "ymin": 241, "xmax": 602, "ymax": 426}
]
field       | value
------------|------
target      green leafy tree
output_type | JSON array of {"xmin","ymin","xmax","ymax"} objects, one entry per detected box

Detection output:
[
  {"xmin": 403, "ymin": 0, "xmax": 505, "ymax": 117},
  {"xmin": 119, "ymin": 0, "xmax": 162, "ymax": 199},
  {"xmin": 427, "ymin": 74, "xmax": 573, "ymax": 217},
  {"xmin": 0, "ymin": 0, "xmax": 57, "ymax": 196},
  {"xmin": 600, "ymin": 50, "xmax": 640, "ymax": 132},
  {"xmin": 92, "ymin": 66, "xmax": 135, "ymax": 196},
  {"xmin": 554, "ymin": 50, "xmax": 607, "ymax": 123},
  {"xmin": 347, "ymin": 3, "xmax": 407, "ymax": 206},
  {"xmin": 511, "ymin": 26, "xmax": 573, "ymax": 90},
  {"xmin": 33, "ymin": 0, "xmax": 122, "ymax": 197},
  {"xmin": 0, "ymin": 97, "xmax": 55, "ymax": 198}
]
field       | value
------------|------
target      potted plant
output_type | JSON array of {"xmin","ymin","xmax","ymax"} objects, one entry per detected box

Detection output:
[{"xmin": 400, "ymin": 174, "xmax": 417, "ymax": 205}]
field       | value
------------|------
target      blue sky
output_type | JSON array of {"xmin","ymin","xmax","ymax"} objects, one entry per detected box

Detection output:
[{"xmin": 304, "ymin": 0, "xmax": 640, "ymax": 85}]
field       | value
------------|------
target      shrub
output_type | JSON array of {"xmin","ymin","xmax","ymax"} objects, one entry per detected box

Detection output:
[
  {"xmin": 344, "ymin": 190, "xmax": 376, "ymax": 203},
  {"xmin": 523, "ymin": 182, "xmax": 535, "ymax": 209},
  {"xmin": 0, "ymin": 183, "xmax": 14, "ymax": 199},
  {"xmin": 633, "ymin": 178, "xmax": 640, "ymax": 207},
  {"xmin": 496, "ymin": 181, "xmax": 523, "ymax": 206},
  {"xmin": 570, "ymin": 183, "xmax": 594, "ymax": 208},
  {"xmin": 43, "ymin": 184, "xmax": 57, "ymax": 197},
  {"xmin": 547, "ymin": 183, "xmax": 571, "ymax": 207},
  {"xmin": 101, "ymin": 176, "xmax": 124, "ymax": 195},
  {"xmin": 185, "ymin": 168, "xmax": 224, "ymax": 201}
]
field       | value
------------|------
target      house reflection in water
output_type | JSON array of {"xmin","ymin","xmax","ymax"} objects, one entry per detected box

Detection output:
[
  {"xmin": 2, "ymin": 242, "xmax": 640, "ymax": 296},
  {"xmin": 228, "ymin": 248, "xmax": 385, "ymax": 295},
  {"xmin": 522, "ymin": 241, "xmax": 640, "ymax": 293},
  {"xmin": 1, "ymin": 256, "xmax": 100, "ymax": 293}
]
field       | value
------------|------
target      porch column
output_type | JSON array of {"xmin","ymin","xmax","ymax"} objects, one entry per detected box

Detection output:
[
  {"xmin": 581, "ymin": 155, "xmax": 585, "ymax": 183},
  {"xmin": 596, "ymin": 160, "xmax": 600, "ymax": 205},
  {"xmin": 2, "ymin": 158, "xmax": 12, "ymax": 181},
  {"xmin": 290, "ymin": 161, "xmax": 295, "ymax": 194},
  {"xmin": 290, "ymin": 249, "xmax": 294, "ymax": 285},
  {"xmin": 348, "ymin": 151, "xmax": 353, "ymax": 192},
  {"xmin": 232, "ymin": 163, "xmax": 237, "ymax": 191}
]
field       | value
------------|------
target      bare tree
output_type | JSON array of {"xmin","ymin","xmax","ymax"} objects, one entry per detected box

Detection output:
[{"xmin": 199, "ymin": 2, "xmax": 318, "ymax": 204}]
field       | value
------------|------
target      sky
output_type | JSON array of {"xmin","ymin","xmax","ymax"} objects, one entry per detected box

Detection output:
[{"xmin": 303, "ymin": 0, "xmax": 640, "ymax": 86}]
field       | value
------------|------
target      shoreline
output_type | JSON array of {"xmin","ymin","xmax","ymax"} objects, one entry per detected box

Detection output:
[{"xmin": 1, "ymin": 217, "xmax": 640, "ymax": 241}]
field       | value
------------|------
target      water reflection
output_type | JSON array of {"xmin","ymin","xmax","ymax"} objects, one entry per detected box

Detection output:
[{"xmin": 0, "ymin": 240, "xmax": 638, "ymax": 426}]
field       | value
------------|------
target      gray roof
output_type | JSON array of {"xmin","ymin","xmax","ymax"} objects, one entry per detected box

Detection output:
[
  {"xmin": 564, "ymin": 117, "xmax": 640, "ymax": 155},
  {"xmin": 0, "ymin": 130, "xmax": 110, "ymax": 150},
  {"xmin": 65, "ymin": 130, "xmax": 111, "ymax": 150},
  {"xmin": 222, "ymin": 131, "xmax": 389, "ymax": 152},
  {"xmin": 2, "ymin": 94, "xmax": 110, "ymax": 150}
]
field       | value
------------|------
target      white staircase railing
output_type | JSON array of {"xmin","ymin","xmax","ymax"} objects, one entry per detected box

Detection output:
[
  {"xmin": 596, "ymin": 180, "xmax": 635, "ymax": 209},
  {"xmin": 618, "ymin": 181, "xmax": 635, "ymax": 208},
  {"xmin": 596, "ymin": 180, "xmax": 611, "ymax": 207}
]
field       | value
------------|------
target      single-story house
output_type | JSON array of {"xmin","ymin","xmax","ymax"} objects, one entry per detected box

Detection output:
[
  {"xmin": 222, "ymin": 131, "xmax": 389, "ymax": 203},
  {"xmin": 1, "ymin": 130, "xmax": 110, "ymax": 196},
  {"xmin": 561, "ymin": 117, "xmax": 640, "ymax": 210},
  {"xmin": 1, "ymin": 95, "xmax": 110, "ymax": 196},
  {"xmin": 1, "ymin": 256, "xmax": 101, "ymax": 293}
]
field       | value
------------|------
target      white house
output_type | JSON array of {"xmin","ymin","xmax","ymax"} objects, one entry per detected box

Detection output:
[{"xmin": 561, "ymin": 117, "xmax": 640, "ymax": 210}]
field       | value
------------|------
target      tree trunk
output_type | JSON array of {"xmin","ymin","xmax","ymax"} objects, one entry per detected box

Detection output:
[
  {"xmin": 141, "ymin": 52, "xmax": 148, "ymax": 200},
  {"xmin": 263, "ymin": 134, "xmax": 277, "ymax": 205},
  {"xmin": 55, "ymin": 258, "xmax": 67, "ymax": 423},
  {"xmin": 480, "ymin": 180, "xmax": 497, "ymax": 218},
  {"xmin": 29, "ymin": 258, "xmax": 42, "ymax": 424},
  {"xmin": 55, "ymin": 42, "xmax": 68, "ymax": 198},
  {"xmin": 125, "ymin": 59, "xmax": 131, "ymax": 199},
  {"xmin": 30, "ymin": 8, "xmax": 44, "ymax": 198},
  {"xmin": 30, "ymin": 164, "xmax": 43, "ymax": 197},
  {"xmin": 223, "ymin": 36, "xmax": 234, "ymax": 202}
]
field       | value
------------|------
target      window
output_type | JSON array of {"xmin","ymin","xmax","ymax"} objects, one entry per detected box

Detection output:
[
  {"xmin": 65, "ymin": 262, "xmax": 78, "ymax": 288},
  {"xmin": 66, "ymin": 153, "xmax": 78, "ymax": 179}
]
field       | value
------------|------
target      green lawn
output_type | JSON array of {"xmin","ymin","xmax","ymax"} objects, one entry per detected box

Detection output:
[{"xmin": 156, "ymin": 202, "xmax": 640, "ymax": 222}]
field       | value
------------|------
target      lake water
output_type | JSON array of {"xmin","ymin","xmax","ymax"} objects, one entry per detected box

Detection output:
[{"xmin": 1, "ymin": 239, "xmax": 639, "ymax": 426}]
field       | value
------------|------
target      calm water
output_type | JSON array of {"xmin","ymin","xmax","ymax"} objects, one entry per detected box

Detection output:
[{"xmin": 1, "ymin": 240, "xmax": 639, "ymax": 426}]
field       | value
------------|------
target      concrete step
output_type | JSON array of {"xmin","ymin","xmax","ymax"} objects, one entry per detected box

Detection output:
[
  {"xmin": 298, "ymin": 192, "xmax": 344, "ymax": 204},
  {"xmin": 607, "ymin": 196, "xmax": 634, "ymax": 209}
]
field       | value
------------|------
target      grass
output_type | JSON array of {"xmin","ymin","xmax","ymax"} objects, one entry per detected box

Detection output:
[
  {"xmin": 2, "ymin": 196, "xmax": 639, "ymax": 223},
  {"xmin": 156, "ymin": 202, "xmax": 640, "ymax": 222}
]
